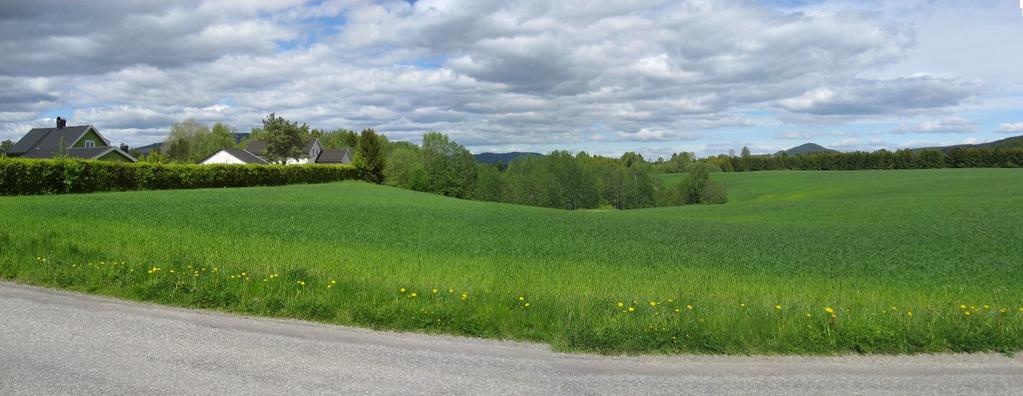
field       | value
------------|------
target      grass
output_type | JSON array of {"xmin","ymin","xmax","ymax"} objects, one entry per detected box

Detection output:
[{"xmin": 1, "ymin": 168, "xmax": 1022, "ymax": 354}]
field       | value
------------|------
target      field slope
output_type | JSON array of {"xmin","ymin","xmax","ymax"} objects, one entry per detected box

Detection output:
[{"xmin": 1, "ymin": 169, "xmax": 1022, "ymax": 354}]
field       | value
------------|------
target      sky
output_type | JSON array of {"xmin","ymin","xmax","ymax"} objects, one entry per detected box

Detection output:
[{"xmin": 0, "ymin": 0, "xmax": 1021, "ymax": 158}]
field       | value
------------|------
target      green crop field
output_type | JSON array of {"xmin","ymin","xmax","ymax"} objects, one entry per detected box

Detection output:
[{"xmin": 2, "ymin": 169, "xmax": 1022, "ymax": 354}]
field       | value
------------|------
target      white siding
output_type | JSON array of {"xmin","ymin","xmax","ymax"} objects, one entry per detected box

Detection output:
[{"xmin": 201, "ymin": 150, "xmax": 249, "ymax": 165}]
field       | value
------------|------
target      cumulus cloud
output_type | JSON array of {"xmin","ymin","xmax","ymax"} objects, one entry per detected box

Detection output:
[
  {"xmin": 776, "ymin": 130, "xmax": 856, "ymax": 140},
  {"xmin": 996, "ymin": 122, "xmax": 1023, "ymax": 134},
  {"xmin": 0, "ymin": 0, "xmax": 996, "ymax": 149},
  {"xmin": 891, "ymin": 117, "xmax": 978, "ymax": 134}
]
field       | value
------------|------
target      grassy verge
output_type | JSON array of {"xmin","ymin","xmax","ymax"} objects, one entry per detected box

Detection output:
[{"xmin": 2, "ymin": 169, "xmax": 1022, "ymax": 354}]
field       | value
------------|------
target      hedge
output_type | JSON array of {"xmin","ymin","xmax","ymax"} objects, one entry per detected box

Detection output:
[{"xmin": 0, "ymin": 157, "xmax": 360, "ymax": 196}]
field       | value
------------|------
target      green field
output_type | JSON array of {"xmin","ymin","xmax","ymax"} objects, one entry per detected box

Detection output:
[{"xmin": 2, "ymin": 169, "xmax": 1022, "ymax": 354}]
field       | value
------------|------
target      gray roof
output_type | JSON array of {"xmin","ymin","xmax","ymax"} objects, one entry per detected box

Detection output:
[
  {"xmin": 8, "ymin": 125, "xmax": 102, "ymax": 156},
  {"xmin": 20, "ymin": 146, "xmax": 136, "ymax": 161},
  {"xmin": 315, "ymin": 148, "xmax": 353, "ymax": 164},
  {"xmin": 206, "ymin": 149, "xmax": 269, "ymax": 164},
  {"xmin": 244, "ymin": 139, "xmax": 317, "ymax": 157}
]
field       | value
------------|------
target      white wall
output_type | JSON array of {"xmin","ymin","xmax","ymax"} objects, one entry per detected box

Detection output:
[{"xmin": 201, "ymin": 150, "xmax": 248, "ymax": 165}]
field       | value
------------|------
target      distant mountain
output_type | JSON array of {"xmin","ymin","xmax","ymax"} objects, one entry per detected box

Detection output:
[
  {"xmin": 474, "ymin": 152, "xmax": 542, "ymax": 164},
  {"xmin": 132, "ymin": 142, "xmax": 162, "ymax": 154},
  {"xmin": 777, "ymin": 143, "xmax": 838, "ymax": 156},
  {"xmin": 918, "ymin": 135, "xmax": 1023, "ymax": 152}
]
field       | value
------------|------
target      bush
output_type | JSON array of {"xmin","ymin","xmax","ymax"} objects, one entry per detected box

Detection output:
[{"xmin": 0, "ymin": 157, "xmax": 359, "ymax": 196}]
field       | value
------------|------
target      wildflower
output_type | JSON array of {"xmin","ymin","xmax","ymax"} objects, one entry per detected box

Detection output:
[
  {"xmin": 740, "ymin": 303, "xmax": 746, "ymax": 308},
  {"xmin": 983, "ymin": 305, "xmax": 990, "ymax": 309},
  {"xmin": 965, "ymin": 311, "xmax": 971, "ymax": 316},
  {"xmin": 524, "ymin": 303, "xmax": 530, "ymax": 308},
  {"xmin": 999, "ymin": 308, "xmax": 1007, "ymax": 313},
  {"xmin": 907, "ymin": 311, "xmax": 913, "ymax": 317},
  {"xmin": 448, "ymin": 288, "xmax": 454, "ymax": 293},
  {"xmin": 519, "ymin": 296, "xmax": 525, "ymax": 301},
  {"xmin": 432, "ymin": 288, "xmax": 438, "ymax": 294},
  {"xmin": 297, "ymin": 281, "xmax": 305, "ymax": 286},
  {"xmin": 410, "ymin": 292, "xmax": 417, "ymax": 297},
  {"xmin": 674, "ymin": 308, "xmax": 680, "ymax": 313},
  {"xmin": 400, "ymin": 288, "xmax": 406, "ymax": 293},
  {"xmin": 775, "ymin": 304, "xmax": 782, "ymax": 310},
  {"xmin": 241, "ymin": 272, "xmax": 247, "ymax": 277},
  {"xmin": 805, "ymin": 313, "xmax": 812, "ymax": 318},
  {"xmin": 824, "ymin": 307, "xmax": 835, "ymax": 314},
  {"xmin": 830, "ymin": 314, "xmax": 837, "ymax": 319},
  {"xmin": 650, "ymin": 301, "xmax": 657, "ymax": 307},
  {"xmin": 960, "ymin": 304, "xmax": 967, "ymax": 309},
  {"xmin": 686, "ymin": 304, "xmax": 693, "ymax": 310},
  {"xmin": 617, "ymin": 302, "xmax": 625, "ymax": 308},
  {"xmin": 667, "ymin": 298, "xmax": 674, "ymax": 303},
  {"xmin": 627, "ymin": 307, "xmax": 635, "ymax": 312}
]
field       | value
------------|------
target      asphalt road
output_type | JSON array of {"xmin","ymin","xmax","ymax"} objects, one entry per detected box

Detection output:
[{"xmin": 1, "ymin": 282, "xmax": 1021, "ymax": 395}]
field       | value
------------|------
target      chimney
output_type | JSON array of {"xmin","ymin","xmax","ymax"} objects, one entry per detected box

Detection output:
[
  {"xmin": 56, "ymin": 117, "xmax": 66, "ymax": 129},
  {"xmin": 120, "ymin": 143, "xmax": 129, "ymax": 151}
]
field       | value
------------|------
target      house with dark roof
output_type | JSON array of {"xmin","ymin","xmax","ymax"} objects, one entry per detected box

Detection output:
[
  {"xmin": 201, "ymin": 138, "xmax": 352, "ymax": 165},
  {"xmin": 6, "ymin": 118, "xmax": 136, "ymax": 162}
]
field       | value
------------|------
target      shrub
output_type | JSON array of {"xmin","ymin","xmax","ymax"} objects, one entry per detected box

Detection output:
[{"xmin": 0, "ymin": 157, "xmax": 359, "ymax": 196}]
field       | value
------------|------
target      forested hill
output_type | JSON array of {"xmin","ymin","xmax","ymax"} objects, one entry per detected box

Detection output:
[
  {"xmin": 917, "ymin": 135, "xmax": 1023, "ymax": 152},
  {"xmin": 473, "ymin": 152, "xmax": 542, "ymax": 164},
  {"xmin": 777, "ymin": 143, "xmax": 837, "ymax": 156}
]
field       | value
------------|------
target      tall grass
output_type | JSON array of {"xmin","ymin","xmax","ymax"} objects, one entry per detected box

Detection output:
[{"xmin": 1, "ymin": 169, "xmax": 1021, "ymax": 354}]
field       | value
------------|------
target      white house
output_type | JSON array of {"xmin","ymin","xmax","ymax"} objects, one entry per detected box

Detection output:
[{"xmin": 201, "ymin": 138, "xmax": 353, "ymax": 165}]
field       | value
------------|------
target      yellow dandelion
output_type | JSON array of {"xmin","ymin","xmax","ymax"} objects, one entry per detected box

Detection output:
[
  {"xmin": 667, "ymin": 298, "xmax": 674, "ymax": 303},
  {"xmin": 824, "ymin": 307, "xmax": 835, "ymax": 314},
  {"xmin": 400, "ymin": 288, "xmax": 406, "ymax": 293},
  {"xmin": 775, "ymin": 304, "xmax": 782, "ymax": 310},
  {"xmin": 617, "ymin": 302, "xmax": 625, "ymax": 308},
  {"xmin": 650, "ymin": 301, "xmax": 657, "ymax": 307},
  {"xmin": 524, "ymin": 303, "xmax": 530, "ymax": 308},
  {"xmin": 686, "ymin": 304, "xmax": 693, "ymax": 310},
  {"xmin": 627, "ymin": 307, "xmax": 636, "ymax": 312},
  {"xmin": 965, "ymin": 311, "xmax": 972, "ymax": 316},
  {"xmin": 907, "ymin": 311, "xmax": 913, "ymax": 317},
  {"xmin": 673, "ymin": 308, "xmax": 680, "ymax": 313},
  {"xmin": 519, "ymin": 296, "xmax": 525, "ymax": 301},
  {"xmin": 327, "ymin": 284, "xmax": 333, "ymax": 289},
  {"xmin": 410, "ymin": 292, "xmax": 417, "ymax": 297},
  {"xmin": 805, "ymin": 313, "xmax": 812, "ymax": 318},
  {"xmin": 448, "ymin": 288, "xmax": 454, "ymax": 293},
  {"xmin": 830, "ymin": 314, "xmax": 837, "ymax": 319},
  {"xmin": 983, "ymin": 305, "xmax": 990, "ymax": 309},
  {"xmin": 331, "ymin": 280, "xmax": 337, "ymax": 284},
  {"xmin": 297, "ymin": 281, "xmax": 305, "ymax": 286},
  {"xmin": 959, "ymin": 304, "xmax": 967, "ymax": 309},
  {"xmin": 740, "ymin": 303, "xmax": 746, "ymax": 308}
]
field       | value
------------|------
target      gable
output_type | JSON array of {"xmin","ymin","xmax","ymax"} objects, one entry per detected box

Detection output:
[{"xmin": 72, "ymin": 129, "xmax": 109, "ymax": 148}]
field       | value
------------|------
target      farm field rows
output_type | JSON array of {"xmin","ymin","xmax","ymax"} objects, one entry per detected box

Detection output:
[{"xmin": 1, "ymin": 169, "xmax": 1022, "ymax": 354}]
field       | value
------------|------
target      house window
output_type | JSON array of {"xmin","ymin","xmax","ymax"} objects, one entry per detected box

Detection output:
[{"xmin": 84, "ymin": 140, "xmax": 96, "ymax": 148}]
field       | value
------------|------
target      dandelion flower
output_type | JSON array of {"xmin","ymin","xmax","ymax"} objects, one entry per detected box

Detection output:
[
  {"xmin": 740, "ymin": 303, "xmax": 746, "ymax": 308},
  {"xmin": 824, "ymin": 307, "xmax": 835, "ymax": 314},
  {"xmin": 400, "ymin": 288, "xmax": 406, "ymax": 293},
  {"xmin": 448, "ymin": 288, "xmax": 454, "ymax": 293},
  {"xmin": 805, "ymin": 313, "xmax": 812, "ymax": 318},
  {"xmin": 410, "ymin": 292, "xmax": 417, "ymax": 297},
  {"xmin": 686, "ymin": 304, "xmax": 693, "ymax": 310},
  {"xmin": 775, "ymin": 305, "xmax": 782, "ymax": 310},
  {"xmin": 965, "ymin": 311, "xmax": 971, "ymax": 316},
  {"xmin": 650, "ymin": 301, "xmax": 657, "ymax": 307},
  {"xmin": 907, "ymin": 311, "xmax": 913, "ymax": 317},
  {"xmin": 519, "ymin": 296, "xmax": 525, "ymax": 301},
  {"xmin": 959, "ymin": 304, "xmax": 967, "ymax": 309},
  {"xmin": 627, "ymin": 307, "xmax": 635, "ymax": 312},
  {"xmin": 331, "ymin": 280, "xmax": 337, "ymax": 284},
  {"xmin": 617, "ymin": 302, "xmax": 625, "ymax": 308},
  {"xmin": 983, "ymin": 305, "xmax": 990, "ymax": 309},
  {"xmin": 524, "ymin": 303, "xmax": 530, "ymax": 308},
  {"xmin": 432, "ymin": 288, "xmax": 438, "ymax": 294},
  {"xmin": 674, "ymin": 308, "xmax": 680, "ymax": 313}
]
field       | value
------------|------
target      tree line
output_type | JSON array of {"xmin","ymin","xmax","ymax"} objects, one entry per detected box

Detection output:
[
  {"xmin": 384, "ymin": 132, "xmax": 726, "ymax": 210},
  {"xmin": 698, "ymin": 147, "xmax": 1023, "ymax": 172}
]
